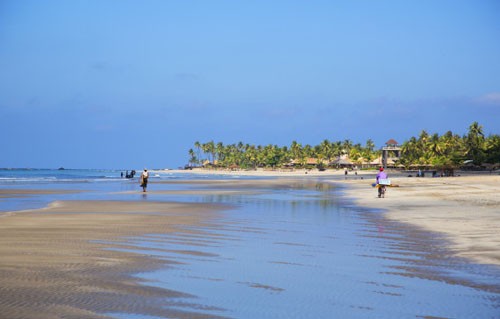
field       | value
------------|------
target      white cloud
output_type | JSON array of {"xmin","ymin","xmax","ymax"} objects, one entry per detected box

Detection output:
[{"xmin": 477, "ymin": 92, "xmax": 500, "ymax": 105}]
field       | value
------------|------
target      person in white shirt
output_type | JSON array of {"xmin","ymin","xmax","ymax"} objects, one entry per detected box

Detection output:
[{"xmin": 140, "ymin": 169, "xmax": 149, "ymax": 192}]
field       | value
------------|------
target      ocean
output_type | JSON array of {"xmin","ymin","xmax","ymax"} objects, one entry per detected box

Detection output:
[
  {"xmin": 0, "ymin": 168, "xmax": 258, "ymax": 211},
  {"xmin": 1, "ymin": 168, "xmax": 499, "ymax": 318},
  {"xmin": 0, "ymin": 168, "xmax": 247, "ymax": 183}
]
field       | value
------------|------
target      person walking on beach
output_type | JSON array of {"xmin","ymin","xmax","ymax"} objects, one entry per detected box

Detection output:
[
  {"xmin": 376, "ymin": 167, "xmax": 388, "ymax": 198},
  {"xmin": 140, "ymin": 169, "xmax": 149, "ymax": 192}
]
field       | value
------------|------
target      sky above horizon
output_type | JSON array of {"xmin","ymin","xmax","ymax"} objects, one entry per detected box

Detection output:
[{"xmin": 1, "ymin": 0, "xmax": 499, "ymax": 169}]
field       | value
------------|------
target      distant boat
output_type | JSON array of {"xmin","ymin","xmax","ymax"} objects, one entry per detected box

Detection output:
[{"xmin": 58, "ymin": 167, "xmax": 65, "ymax": 170}]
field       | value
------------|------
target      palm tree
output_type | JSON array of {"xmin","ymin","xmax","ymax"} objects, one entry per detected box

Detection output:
[
  {"xmin": 427, "ymin": 133, "xmax": 443, "ymax": 157},
  {"xmin": 349, "ymin": 148, "xmax": 362, "ymax": 163},
  {"xmin": 465, "ymin": 122, "xmax": 485, "ymax": 164},
  {"xmin": 441, "ymin": 132, "xmax": 463, "ymax": 167},
  {"xmin": 200, "ymin": 142, "xmax": 209, "ymax": 165},
  {"xmin": 360, "ymin": 139, "xmax": 376, "ymax": 166},
  {"xmin": 342, "ymin": 139, "xmax": 353, "ymax": 156},
  {"xmin": 188, "ymin": 148, "xmax": 197, "ymax": 167},
  {"xmin": 201, "ymin": 141, "xmax": 216, "ymax": 165},
  {"xmin": 364, "ymin": 139, "xmax": 375, "ymax": 153},
  {"xmin": 484, "ymin": 134, "xmax": 500, "ymax": 164},
  {"xmin": 333, "ymin": 141, "xmax": 343, "ymax": 158},
  {"xmin": 290, "ymin": 141, "xmax": 304, "ymax": 166},
  {"xmin": 244, "ymin": 145, "xmax": 258, "ymax": 169},
  {"xmin": 263, "ymin": 144, "xmax": 281, "ymax": 167},
  {"xmin": 401, "ymin": 136, "xmax": 419, "ymax": 167},
  {"xmin": 319, "ymin": 139, "xmax": 334, "ymax": 164},
  {"xmin": 216, "ymin": 142, "xmax": 225, "ymax": 163},
  {"xmin": 194, "ymin": 141, "xmax": 202, "ymax": 166},
  {"xmin": 468, "ymin": 121, "xmax": 484, "ymax": 138},
  {"xmin": 207, "ymin": 141, "xmax": 216, "ymax": 165}
]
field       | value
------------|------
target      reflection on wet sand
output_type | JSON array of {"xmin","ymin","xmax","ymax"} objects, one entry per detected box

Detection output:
[
  {"xmin": 0, "ymin": 200, "xmax": 230, "ymax": 319},
  {"xmin": 120, "ymin": 180, "xmax": 499, "ymax": 318},
  {"xmin": 0, "ymin": 179, "xmax": 498, "ymax": 318}
]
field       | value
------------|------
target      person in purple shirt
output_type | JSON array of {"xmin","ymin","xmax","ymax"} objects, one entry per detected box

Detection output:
[
  {"xmin": 376, "ymin": 167, "xmax": 388, "ymax": 198},
  {"xmin": 376, "ymin": 167, "xmax": 387, "ymax": 182}
]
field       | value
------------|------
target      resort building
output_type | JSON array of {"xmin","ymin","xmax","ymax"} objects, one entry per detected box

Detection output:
[{"xmin": 381, "ymin": 139, "xmax": 402, "ymax": 169}]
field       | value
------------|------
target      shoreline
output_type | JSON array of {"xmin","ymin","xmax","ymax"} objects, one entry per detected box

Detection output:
[
  {"xmin": 165, "ymin": 168, "xmax": 500, "ymax": 266},
  {"xmin": 339, "ymin": 175, "xmax": 500, "ymax": 266},
  {"xmin": 162, "ymin": 167, "xmax": 499, "ymax": 178},
  {"xmin": 0, "ymin": 173, "xmax": 498, "ymax": 317},
  {"xmin": 163, "ymin": 167, "xmax": 371, "ymax": 177},
  {"xmin": 4, "ymin": 169, "xmax": 499, "ymax": 267}
]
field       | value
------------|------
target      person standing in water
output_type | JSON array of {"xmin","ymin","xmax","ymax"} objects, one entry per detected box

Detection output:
[{"xmin": 140, "ymin": 169, "xmax": 149, "ymax": 192}]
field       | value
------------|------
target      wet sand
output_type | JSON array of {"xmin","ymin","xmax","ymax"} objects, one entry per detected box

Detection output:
[
  {"xmin": 0, "ymin": 199, "xmax": 228, "ymax": 319},
  {"xmin": 0, "ymin": 188, "xmax": 81, "ymax": 198},
  {"xmin": 340, "ymin": 174, "xmax": 500, "ymax": 266},
  {"xmin": 171, "ymin": 168, "xmax": 500, "ymax": 266},
  {"xmin": 0, "ymin": 174, "xmax": 499, "ymax": 318}
]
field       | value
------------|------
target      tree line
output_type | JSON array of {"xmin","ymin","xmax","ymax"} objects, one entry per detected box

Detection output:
[
  {"xmin": 187, "ymin": 122, "xmax": 499, "ymax": 170},
  {"xmin": 400, "ymin": 122, "xmax": 499, "ymax": 168}
]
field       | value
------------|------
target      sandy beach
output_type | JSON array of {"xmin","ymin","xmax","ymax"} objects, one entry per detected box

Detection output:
[
  {"xmin": 340, "ymin": 174, "xmax": 500, "ymax": 266},
  {"xmin": 0, "ymin": 198, "xmax": 228, "ymax": 319}
]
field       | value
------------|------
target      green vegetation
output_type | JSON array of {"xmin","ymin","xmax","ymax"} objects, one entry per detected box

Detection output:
[
  {"xmin": 187, "ymin": 122, "xmax": 499, "ymax": 170},
  {"xmin": 400, "ymin": 122, "xmax": 500, "ymax": 169}
]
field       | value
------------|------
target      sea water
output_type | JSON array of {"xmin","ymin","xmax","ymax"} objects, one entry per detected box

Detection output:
[
  {"xmin": 0, "ymin": 169, "xmax": 498, "ymax": 318},
  {"xmin": 110, "ymin": 179, "xmax": 499, "ymax": 319},
  {"xmin": 0, "ymin": 168, "xmax": 254, "ymax": 211}
]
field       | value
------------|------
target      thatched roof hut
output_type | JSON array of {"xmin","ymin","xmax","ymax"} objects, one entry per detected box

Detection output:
[{"xmin": 332, "ymin": 157, "xmax": 353, "ymax": 167}]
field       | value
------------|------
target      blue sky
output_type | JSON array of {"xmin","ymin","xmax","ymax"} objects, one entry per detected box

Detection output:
[{"xmin": 1, "ymin": 0, "xmax": 499, "ymax": 169}]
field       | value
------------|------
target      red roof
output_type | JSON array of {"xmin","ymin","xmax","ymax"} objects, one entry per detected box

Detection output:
[{"xmin": 386, "ymin": 139, "xmax": 398, "ymax": 145}]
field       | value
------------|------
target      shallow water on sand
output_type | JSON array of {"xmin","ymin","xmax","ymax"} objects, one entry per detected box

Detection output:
[{"xmin": 109, "ymin": 180, "xmax": 499, "ymax": 319}]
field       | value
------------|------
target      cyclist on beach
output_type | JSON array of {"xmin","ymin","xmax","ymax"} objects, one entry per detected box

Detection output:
[{"xmin": 376, "ymin": 167, "xmax": 388, "ymax": 198}]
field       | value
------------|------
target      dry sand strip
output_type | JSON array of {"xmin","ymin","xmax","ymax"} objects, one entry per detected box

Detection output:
[
  {"xmin": 0, "ymin": 200, "xmax": 230, "ymax": 319},
  {"xmin": 340, "ymin": 175, "xmax": 500, "ymax": 266}
]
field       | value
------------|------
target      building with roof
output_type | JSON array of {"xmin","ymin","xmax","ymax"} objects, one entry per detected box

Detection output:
[{"xmin": 382, "ymin": 139, "xmax": 402, "ymax": 169}]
